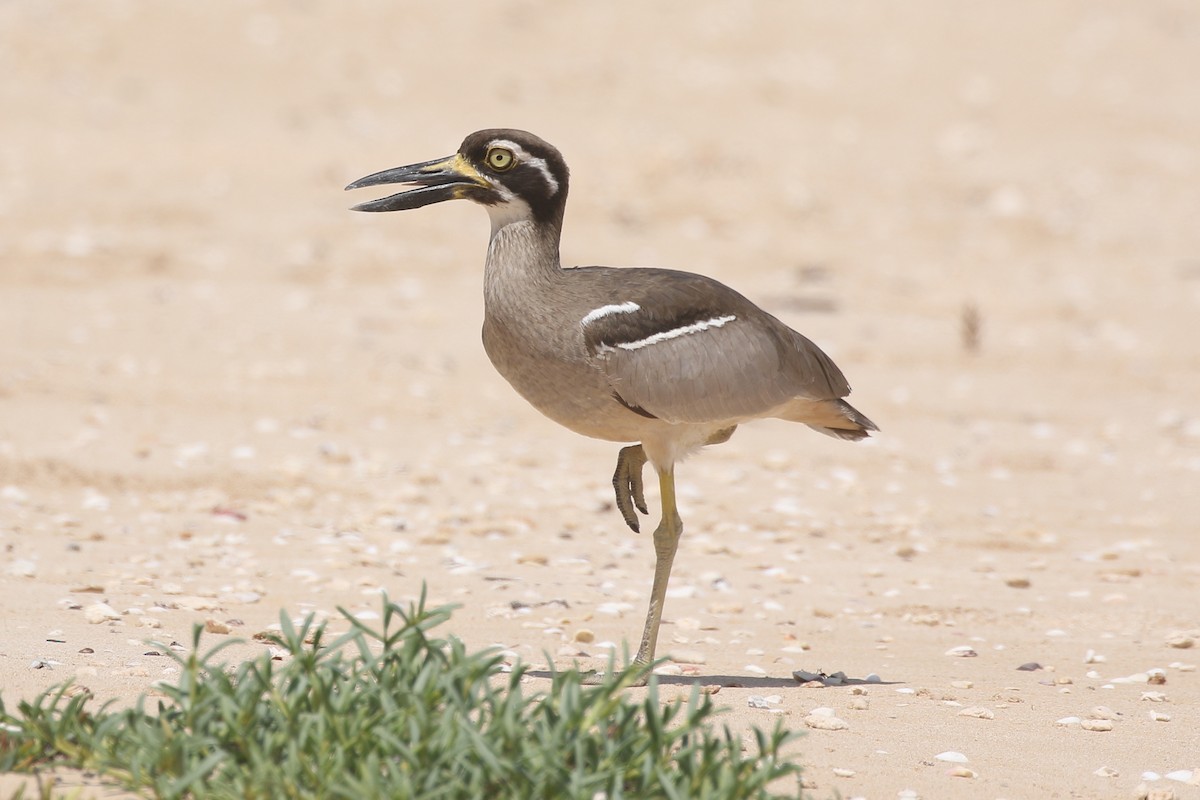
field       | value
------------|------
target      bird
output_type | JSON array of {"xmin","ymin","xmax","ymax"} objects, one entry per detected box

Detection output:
[{"xmin": 346, "ymin": 129, "xmax": 876, "ymax": 673}]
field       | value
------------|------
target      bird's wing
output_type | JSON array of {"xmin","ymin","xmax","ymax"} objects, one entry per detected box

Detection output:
[{"xmin": 577, "ymin": 268, "xmax": 851, "ymax": 424}]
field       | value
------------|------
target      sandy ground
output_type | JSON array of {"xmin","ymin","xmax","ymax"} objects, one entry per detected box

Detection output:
[{"xmin": 3, "ymin": 2, "xmax": 1200, "ymax": 798}]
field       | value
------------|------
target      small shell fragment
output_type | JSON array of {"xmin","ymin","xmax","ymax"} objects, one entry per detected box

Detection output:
[
  {"xmin": 958, "ymin": 706, "xmax": 994, "ymax": 720},
  {"xmin": 935, "ymin": 751, "xmax": 969, "ymax": 763},
  {"xmin": 83, "ymin": 603, "xmax": 122, "ymax": 624},
  {"xmin": 945, "ymin": 645, "xmax": 977, "ymax": 658},
  {"xmin": 792, "ymin": 669, "xmax": 849, "ymax": 686}
]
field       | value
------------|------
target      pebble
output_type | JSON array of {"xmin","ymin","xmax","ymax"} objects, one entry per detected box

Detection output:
[
  {"xmin": 1094, "ymin": 766, "xmax": 1119, "ymax": 778},
  {"xmin": 948, "ymin": 767, "xmax": 977, "ymax": 779},
  {"xmin": 572, "ymin": 629, "xmax": 595, "ymax": 644},
  {"xmin": 803, "ymin": 713, "xmax": 849, "ymax": 731},
  {"xmin": 1090, "ymin": 706, "xmax": 1119, "ymax": 720},
  {"xmin": 1056, "ymin": 716, "xmax": 1081, "ymax": 726},
  {"xmin": 204, "ymin": 619, "xmax": 231, "ymax": 634},
  {"xmin": 950, "ymin": 680, "xmax": 973, "ymax": 689},
  {"xmin": 176, "ymin": 596, "xmax": 221, "ymax": 611},
  {"xmin": 1133, "ymin": 785, "xmax": 1177, "ymax": 800},
  {"xmin": 935, "ymin": 751, "xmax": 968, "ymax": 763},
  {"xmin": 832, "ymin": 768, "xmax": 855, "ymax": 778},
  {"xmin": 595, "ymin": 602, "xmax": 634, "ymax": 616},
  {"xmin": 958, "ymin": 706, "xmax": 994, "ymax": 720},
  {"xmin": 945, "ymin": 645, "xmax": 977, "ymax": 657},
  {"xmin": 1149, "ymin": 711, "xmax": 1171, "ymax": 722},
  {"xmin": 1080, "ymin": 719, "xmax": 1113, "ymax": 732},
  {"xmin": 1016, "ymin": 662, "xmax": 1042, "ymax": 671},
  {"xmin": 669, "ymin": 649, "xmax": 706, "ymax": 665},
  {"xmin": 1165, "ymin": 633, "xmax": 1194, "ymax": 649},
  {"xmin": 8, "ymin": 559, "xmax": 37, "ymax": 578},
  {"xmin": 83, "ymin": 602, "xmax": 122, "ymax": 624}
]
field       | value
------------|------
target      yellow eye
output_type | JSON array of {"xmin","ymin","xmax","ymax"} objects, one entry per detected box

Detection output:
[{"xmin": 486, "ymin": 147, "xmax": 515, "ymax": 171}]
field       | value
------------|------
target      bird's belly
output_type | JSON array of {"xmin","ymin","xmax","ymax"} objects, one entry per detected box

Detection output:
[{"xmin": 483, "ymin": 320, "xmax": 655, "ymax": 443}]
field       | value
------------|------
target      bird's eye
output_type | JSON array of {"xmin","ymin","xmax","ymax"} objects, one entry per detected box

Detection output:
[{"xmin": 486, "ymin": 147, "xmax": 516, "ymax": 171}]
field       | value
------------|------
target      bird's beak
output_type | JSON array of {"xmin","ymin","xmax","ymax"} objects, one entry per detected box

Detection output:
[{"xmin": 344, "ymin": 154, "xmax": 489, "ymax": 212}]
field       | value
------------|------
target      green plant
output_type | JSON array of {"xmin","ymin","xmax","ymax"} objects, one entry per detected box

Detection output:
[{"xmin": 0, "ymin": 592, "xmax": 804, "ymax": 799}]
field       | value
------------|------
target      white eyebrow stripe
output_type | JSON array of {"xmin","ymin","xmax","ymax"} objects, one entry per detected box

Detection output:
[
  {"xmin": 490, "ymin": 138, "xmax": 560, "ymax": 195},
  {"xmin": 581, "ymin": 301, "xmax": 641, "ymax": 326},
  {"xmin": 615, "ymin": 315, "xmax": 738, "ymax": 351}
]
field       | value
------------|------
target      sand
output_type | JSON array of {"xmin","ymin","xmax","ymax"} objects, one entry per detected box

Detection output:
[{"xmin": 2, "ymin": 2, "xmax": 1199, "ymax": 798}]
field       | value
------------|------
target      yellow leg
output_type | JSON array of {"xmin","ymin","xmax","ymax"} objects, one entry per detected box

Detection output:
[{"xmin": 633, "ymin": 465, "xmax": 683, "ymax": 666}]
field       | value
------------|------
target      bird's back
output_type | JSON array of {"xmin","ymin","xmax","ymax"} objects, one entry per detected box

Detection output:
[{"xmin": 483, "ymin": 260, "xmax": 874, "ymax": 440}]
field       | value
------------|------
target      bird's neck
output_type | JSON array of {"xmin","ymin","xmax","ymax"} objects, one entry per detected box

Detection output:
[{"xmin": 484, "ymin": 219, "xmax": 563, "ymax": 295}]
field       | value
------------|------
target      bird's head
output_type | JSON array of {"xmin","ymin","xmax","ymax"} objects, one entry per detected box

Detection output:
[{"xmin": 346, "ymin": 129, "xmax": 569, "ymax": 231}]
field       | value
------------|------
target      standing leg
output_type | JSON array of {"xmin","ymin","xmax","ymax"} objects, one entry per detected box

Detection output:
[{"xmin": 633, "ymin": 464, "xmax": 683, "ymax": 666}]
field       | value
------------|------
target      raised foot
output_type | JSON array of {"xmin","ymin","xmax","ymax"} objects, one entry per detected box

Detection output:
[{"xmin": 612, "ymin": 444, "xmax": 649, "ymax": 533}]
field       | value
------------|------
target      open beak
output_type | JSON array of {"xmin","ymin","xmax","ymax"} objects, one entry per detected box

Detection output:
[{"xmin": 344, "ymin": 154, "xmax": 489, "ymax": 212}]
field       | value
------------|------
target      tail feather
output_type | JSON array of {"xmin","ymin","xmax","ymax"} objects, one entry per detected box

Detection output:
[{"xmin": 778, "ymin": 398, "xmax": 878, "ymax": 441}]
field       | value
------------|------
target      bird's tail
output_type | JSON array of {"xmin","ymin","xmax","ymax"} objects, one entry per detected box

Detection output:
[{"xmin": 777, "ymin": 398, "xmax": 878, "ymax": 441}]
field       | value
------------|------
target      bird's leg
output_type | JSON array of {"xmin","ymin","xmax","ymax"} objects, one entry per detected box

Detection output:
[
  {"xmin": 612, "ymin": 444, "xmax": 649, "ymax": 533},
  {"xmin": 633, "ymin": 465, "xmax": 683, "ymax": 668}
]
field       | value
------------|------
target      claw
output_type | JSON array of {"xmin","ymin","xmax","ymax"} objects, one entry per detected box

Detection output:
[{"xmin": 612, "ymin": 444, "xmax": 649, "ymax": 532}]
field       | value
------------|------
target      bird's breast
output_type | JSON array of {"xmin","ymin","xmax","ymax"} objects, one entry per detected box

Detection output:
[{"xmin": 481, "ymin": 310, "xmax": 651, "ymax": 443}]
